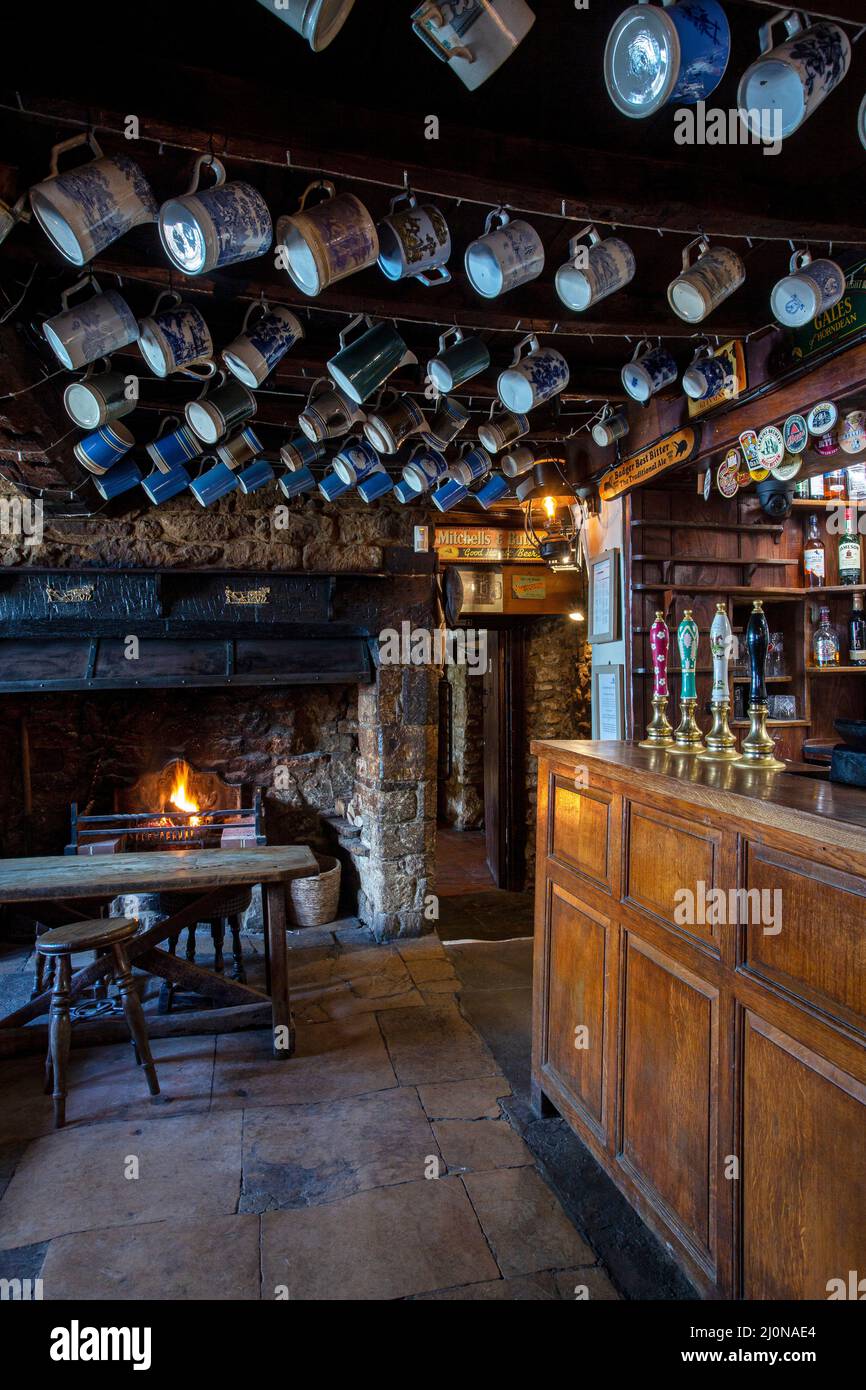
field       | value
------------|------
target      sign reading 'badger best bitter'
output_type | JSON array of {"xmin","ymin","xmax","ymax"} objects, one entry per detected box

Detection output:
[{"xmin": 598, "ymin": 428, "xmax": 700, "ymax": 501}]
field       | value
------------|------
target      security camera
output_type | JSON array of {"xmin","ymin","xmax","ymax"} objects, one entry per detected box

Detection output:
[{"xmin": 755, "ymin": 477, "xmax": 795, "ymax": 519}]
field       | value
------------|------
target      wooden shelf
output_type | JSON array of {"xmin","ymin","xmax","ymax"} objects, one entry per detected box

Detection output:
[
  {"xmin": 634, "ymin": 584, "xmax": 802, "ymax": 598},
  {"xmin": 807, "ymin": 666, "xmax": 866, "ymax": 675},
  {"xmin": 804, "ymin": 585, "xmax": 866, "ymax": 596},
  {"xmin": 631, "ymin": 519, "xmax": 784, "ymax": 535},
  {"xmin": 634, "ymin": 554, "xmax": 798, "ymax": 567},
  {"xmin": 792, "ymin": 498, "xmax": 866, "ymax": 509}
]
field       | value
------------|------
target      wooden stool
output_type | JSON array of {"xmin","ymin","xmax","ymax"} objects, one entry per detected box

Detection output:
[{"xmin": 36, "ymin": 917, "xmax": 160, "ymax": 1128}]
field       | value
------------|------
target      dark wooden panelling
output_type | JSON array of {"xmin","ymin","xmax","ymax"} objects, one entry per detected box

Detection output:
[
  {"xmin": 544, "ymin": 882, "xmax": 609, "ymax": 1137},
  {"xmin": 626, "ymin": 804, "xmax": 722, "ymax": 953}
]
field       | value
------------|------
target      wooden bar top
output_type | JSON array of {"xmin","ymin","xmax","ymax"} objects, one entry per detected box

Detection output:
[
  {"xmin": 531, "ymin": 739, "xmax": 866, "ymax": 861},
  {"xmin": 0, "ymin": 846, "xmax": 318, "ymax": 903}
]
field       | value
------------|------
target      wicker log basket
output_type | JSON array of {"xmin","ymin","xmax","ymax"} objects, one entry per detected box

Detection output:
[{"xmin": 286, "ymin": 852, "xmax": 341, "ymax": 928}]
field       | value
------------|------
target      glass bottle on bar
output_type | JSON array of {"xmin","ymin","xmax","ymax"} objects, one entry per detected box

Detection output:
[
  {"xmin": 803, "ymin": 513, "xmax": 825, "ymax": 589},
  {"xmin": 849, "ymin": 593, "xmax": 866, "ymax": 667},
  {"xmin": 826, "ymin": 468, "xmax": 847, "ymax": 501},
  {"xmin": 813, "ymin": 606, "xmax": 840, "ymax": 668},
  {"xmin": 838, "ymin": 507, "xmax": 862, "ymax": 585}
]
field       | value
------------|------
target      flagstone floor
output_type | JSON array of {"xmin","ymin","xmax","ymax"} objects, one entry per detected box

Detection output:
[{"xmin": 0, "ymin": 922, "xmax": 625, "ymax": 1302}]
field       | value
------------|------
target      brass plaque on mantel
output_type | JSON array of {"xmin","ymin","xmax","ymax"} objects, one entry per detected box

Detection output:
[
  {"xmin": 434, "ymin": 526, "xmax": 543, "ymax": 564},
  {"xmin": 599, "ymin": 427, "xmax": 700, "ymax": 502}
]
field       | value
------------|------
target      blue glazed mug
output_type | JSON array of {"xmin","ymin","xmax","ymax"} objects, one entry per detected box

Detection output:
[
  {"xmin": 682, "ymin": 346, "xmax": 731, "ymax": 401},
  {"xmin": 190, "ymin": 460, "xmax": 239, "ymax": 507},
  {"xmin": 497, "ymin": 334, "xmax": 569, "ymax": 414},
  {"xmin": 402, "ymin": 443, "xmax": 449, "ymax": 494},
  {"xmin": 604, "ymin": 0, "xmax": 731, "ymax": 118},
  {"xmin": 319, "ymin": 469, "xmax": 353, "ymax": 501},
  {"xmin": 137, "ymin": 290, "xmax": 216, "ymax": 379},
  {"xmin": 280, "ymin": 435, "xmax": 327, "ymax": 471},
  {"xmin": 393, "ymin": 479, "xmax": 417, "ymax": 504},
  {"xmin": 159, "ymin": 155, "xmax": 273, "ymax": 277},
  {"xmin": 432, "ymin": 477, "xmax": 470, "ymax": 511},
  {"xmin": 621, "ymin": 339, "xmax": 678, "ymax": 403},
  {"xmin": 92, "ymin": 455, "xmax": 143, "ymax": 499},
  {"xmin": 357, "ymin": 465, "xmax": 394, "ymax": 503},
  {"xmin": 222, "ymin": 301, "xmax": 305, "ymax": 388},
  {"xmin": 146, "ymin": 418, "xmax": 203, "ymax": 474},
  {"xmin": 278, "ymin": 465, "xmax": 317, "ymax": 498},
  {"xmin": 427, "ymin": 328, "xmax": 490, "ymax": 393},
  {"xmin": 333, "ymin": 437, "xmax": 381, "ymax": 485},
  {"xmin": 74, "ymin": 421, "xmax": 135, "ymax": 475},
  {"xmin": 141, "ymin": 462, "xmax": 191, "ymax": 505},
  {"xmin": 237, "ymin": 459, "xmax": 276, "ymax": 494},
  {"xmin": 475, "ymin": 474, "xmax": 511, "ymax": 509},
  {"xmin": 327, "ymin": 314, "xmax": 417, "ymax": 405}
]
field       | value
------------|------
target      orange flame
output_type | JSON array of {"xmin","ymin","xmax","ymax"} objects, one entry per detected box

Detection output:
[{"xmin": 169, "ymin": 763, "xmax": 201, "ymax": 826}]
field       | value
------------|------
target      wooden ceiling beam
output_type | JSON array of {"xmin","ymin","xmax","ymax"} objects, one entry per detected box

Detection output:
[{"xmin": 732, "ymin": 0, "xmax": 866, "ymax": 26}]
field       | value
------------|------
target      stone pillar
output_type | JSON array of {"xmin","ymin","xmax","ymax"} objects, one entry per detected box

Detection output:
[{"xmin": 353, "ymin": 662, "xmax": 439, "ymax": 941}]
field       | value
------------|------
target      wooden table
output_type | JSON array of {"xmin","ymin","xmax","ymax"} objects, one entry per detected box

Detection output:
[{"xmin": 0, "ymin": 847, "xmax": 317, "ymax": 1060}]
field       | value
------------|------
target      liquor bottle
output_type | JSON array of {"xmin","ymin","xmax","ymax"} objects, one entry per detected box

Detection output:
[
  {"xmin": 803, "ymin": 513, "xmax": 826, "ymax": 588},
  {"xmin": 826, "ymin": 468, "xmax": 847, "ymax": 500},
  {"xmin": 813, "ymin": 607, "xmax": 840, "ymax": 668},
  {"xmin": 849, "ymin": 593, "xmax": 866, "ymax": 667},
  {"xmin": 838, "ymin": 507, "xmax": 862, "ymax": 585}
]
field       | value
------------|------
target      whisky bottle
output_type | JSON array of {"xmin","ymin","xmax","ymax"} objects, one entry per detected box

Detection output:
[
  {"xmin": 803, "ymin": 513, "xmax": 826, "ymax": 588},
  {"xmin": 838, "ymin": 507, "xmax": 862, "ymax": 585},
  {"xmin": 813, "ymin": 607, "xmax": 840, "ymax": 668},
  {"xmin": 849, "ymin": 593, "xmax": 866, "ymax": 667}
]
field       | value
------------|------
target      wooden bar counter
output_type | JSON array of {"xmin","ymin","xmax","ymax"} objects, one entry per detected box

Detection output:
[{"xmin": 531, "ymin": 740, "xmax": 866, "ymax": 1300}]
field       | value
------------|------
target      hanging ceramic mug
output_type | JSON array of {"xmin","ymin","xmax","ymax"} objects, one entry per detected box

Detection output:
[
  {"xmin": 358, "ymin": 464, "xmax": 394, "ymax": 503},
  {"xmin": 319, "ymin": 469, "xmax": 353, "ymax": 501},
  {"xmin": 333, "ymin": 437, "xmax": 381, "ymax": 485},
  {"xmin": 377, "ymin": 191, "xmax": 451, "ymax": 286},
  {"xmin": 254, "ymin": 0, "xmax": 356, "ymax": 49},
  {"xmin": 137, "ymin": 290, "xmax": 216, "ymax": 379},
  {"xmin": 142, "ymin": 461, "xmax": 191, "ymax": 506},
  {"xmin": 497, "ymin": 334, "xmax": 569, "ymax": 414},
  {"xmin": 43, "ymin": 277, "xmax": 138, "ymax": 370},
  {"xmin": 0, "ymin": 193, "xmax": 29, "ymax": 248},
  {"xmin": 297, "ymin": 377, "xmax": 364, "ymax": 442},
  {"xmin": 477, "ymin": 409, "xmax": 529, "ymax": 454},
  {"xmin": 500, "ymin": 445, "xmax": 535, "ymax": 478},
  {"xmin": 402, "ymin": 443, "xmax": 450, "ymax": 494},
  {"xmin": 327, "ymin": 315, "xmax": 416, "ymax": 405},
  {"xmin": 91, "ymin": 454, "xmax": 143, "ymax": 500},
  {"xmin": 449, "ymin": 445, "xmax": 493, "ymax": 485},
  {"xmin": 280, "ymin": 435, "xmax": 327, "ymax": 471},
  {"xmin": 427, "ymin": 328, "xmax": 490, "ymax": 393},
  {"xmin": 74, "ymin": 421, "xmax": 136, "ymax": 475},
  {"xmin": 432, "ymin": 477, "xmax": 470, "ymax": 511},
  {"xmin": 424, "ymin": 396, "xmax": 470, "ymax": 447},
  {"xmin": 276, "ymin": 180, "xmax": 378, "ymax": 297},
  {"xmin": 555, "ymin": 226, "xmax": 636, "ymax": 312},
  {"xmin": 185, "ymin": 376, "xmax": 257, "ymax": 445},
  {"xmin": 465, "ymin": 209, "xmax": 544, "ymax": 299},
  {"xmin": 411, "ymin": 0, "xmax": 536, "ymax": 91},
  {"xmin": 29, "ymin": 132, "xmax": 157, "ymax": 267},
  {"xmin": 146, "ymin": 416, "xmax": 203, "ymax": 473},
  {"xmin": 682, "ymin": 344, "xmax": 731, "ymax": 401},
  {"xmin": 770, "ymin": 250, "xmax": 846, "ymax": 329},
  {"xmin": 222, "ymin": 301, "xmax": 305, "ymax": 388},
  {"xmin": 279, "ymin": 466, "xmax": 317, "ymax": 499},
  {"xmin": 393, "ymin": 480, "xmax": 417, "ymax": 505},
  {"xmin": 621, "ymin": 339, "xmax": 678, "ymax": 402},
  {"xmin": 216, "ymin": 426, "xmax": 265, "ymax": 471},
  {"xmin": 159, "ymin": 155, "xmax": 272, "ymax": 276},
  {"xmin": 604, "ymin": 0, "xmax": 731, "ymax": 118},
  {"xmin": 738, "ymin": 14, "xmax": 851, "ymax": 143},
  {"xmin": 63, "ymin": 360, "xmax": 136, "ymax": 430},
  {"xmin": 236, "ymin": 459, "xmax": 276, "ymax": 495},
  {"xmin": 591, "ymin": 408, "xmax": 630, "ymax": 448},
  {"xmin": 363, "ymin": 393, "xmax": 427, "ymax": 454},
  {"xmin": 190, "ymin": 459, "xmax": 240, "ymax": 507},
  {"xmin": 668, "ymin": 238, "xmax": 745, "ymax": 324},
  {"xmin": 475, "ymin": 474, "xmax": 511, "ymax": 509}
]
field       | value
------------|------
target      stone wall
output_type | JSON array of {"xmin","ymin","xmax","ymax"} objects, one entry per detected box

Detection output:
[{"xmin": 441, "ymin": 662, "xmax": 485, "ymax": 831}]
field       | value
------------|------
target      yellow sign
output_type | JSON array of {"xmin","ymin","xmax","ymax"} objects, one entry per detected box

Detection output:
[
  {"xmin": 687, "ymin": 339, "xmax": 747, "ymax": 418},
  {"xmin": 511, "ymin": 574, "xmax": 546, "ymax": 600},
  {"xmin": 434, "ymin": 526, "xmax": 542, "ymax": 564},
  {"xmin": 599, "ymin": 428, "xmax": 699, "ymax": 501}
]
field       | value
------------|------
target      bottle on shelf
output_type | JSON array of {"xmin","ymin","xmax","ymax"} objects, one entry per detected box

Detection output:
[
  {"xmin": 849, "ymin": 593, "xmax": 866, "ymax": 667},
  {"xmin": 838, "ymin": 507, "xmax": 862, "ymax": 585},
  {"xmin": 803, "ymin": 513, "xmax": 826, "ymax": 588},
  {"xmin": 813, "ymin": 607, "xmax": 840, "ymax": 668},
  {"xmin": 826, "ymin": 468, "xmax": 847, "ymax": 501},
  {"xmin": 808, "ymin": 475, "xmax": 827, "ymax": 500}
]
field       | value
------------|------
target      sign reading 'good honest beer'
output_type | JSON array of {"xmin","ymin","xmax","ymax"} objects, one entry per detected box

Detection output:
[
  {"xmin": 598, "ymin": 428, "xmax": 700, "ymax": 501},
  {"xmin": 434, "ymin": 527, "xmax": 543, "ymax": 563}
]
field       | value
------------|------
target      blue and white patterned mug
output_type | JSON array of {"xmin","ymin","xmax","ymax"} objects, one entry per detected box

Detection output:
[
  {"xmin": 146, "ymin": 417, "xmax": 203, "ymax": 474},
  {"xmin": 427, "ymin": 328, "xmax": 491, "ymax": 393},
  {"xmin": 682, "ymin": 346, "xmax": 731, "ymax": 401},
  {"xmin": 74, "ymin": 421, "xmax": 136, "ymax": 475},
  {"xmin": 327, "ymin": 315, "xmax": 417, "ymax": 405},
  {"xmin": 276, "ymin": 180, "xmax": 378, "ymax": 297},
  {"xmin": 770, "ymin": 250, "xmax": 846, "ymax": 329},
  {"xmin": 222, "ymin": 301, "xmax": 305, "ymax": 388},
  {"xmin": 29, "ymin": 132, "xmax": 157, "ymax": 267},
  {"xmin": 159, "ymin": 155, "xmax": 273, "ymax": 277},
  {"xmin": 357, "ymin": 465, "xmax": 394, "ymax": 503},
  {"xmin": 91, "ymin": 454, "xmax": 143, "ymax": 499},
  {"xmin": 333, "ymin": 437, "xmax": 381, "ymax": 485},
  {"xmin": 378, "ymin": 191, "xmax": 452, "ymax": 287},
  {"xmin": 43, "ymin": 278, "xmax": 138, "ymax": 370},
  {"xmin": 738, "ymin": 14, "xmax": 851, "ymax": 142},
  {"xmin": 465, "ymin": 208, "xmax": 544, "ymax": 299},
  {"xmin": 280, "ymin": 435, "xmax": 327, "ymax": 471},
  {"xmin": 278, "ymin": 465, "xmax": 317, "ymax": 498},
  {"xmin": 190, "ymin": 459, "xmax": 240, "ymax": 507},
  {"xmin": 138, "ymin": 291, "xmax": 216, "ymax": 379},
  {"xmin": 605, "ymin": 0, "xmax": 730, "ymax": 119},
  {"xmin": 555, "ymin": 226, "xmax": 636, "ymax": 312},
  {"xmin": 402, "ymin": 443, "xmax": 449, "ymax": 494},
  {"xmin": 621, "ymin": 340, "xmax": 679, "ymax": 403},
  {"xmin": 497, "ymin": 334, "xmax": 569, "ymax": 414},
  {"xmin": 141, "ymin": 462, "xmax": 191, "ymax": 505}
]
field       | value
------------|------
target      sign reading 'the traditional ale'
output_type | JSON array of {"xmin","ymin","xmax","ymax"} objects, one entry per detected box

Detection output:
[
  {"xmin": 791, "ymin": 256, "xmax": 866, "ymax": 361},
  {"xmin": 599, "ymin": 428, "xmax": 700, "ymax": 501}
]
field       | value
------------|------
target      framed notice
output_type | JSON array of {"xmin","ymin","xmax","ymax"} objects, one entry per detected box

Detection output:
[
  {"xmin": 593, "ymin": 664, "xmax": 625, "ymax": 742},
  {"xmin": 589, "ymin": 549, "xmax": 619, "ymax": 644}
]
